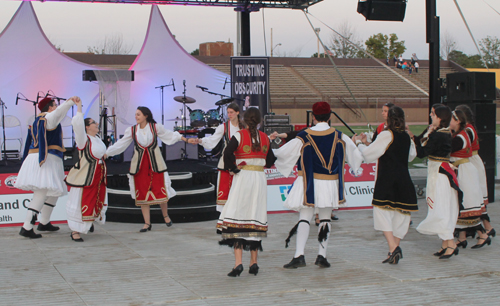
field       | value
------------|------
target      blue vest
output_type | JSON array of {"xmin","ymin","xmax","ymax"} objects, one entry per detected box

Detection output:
[
  {"xmin": 23, "ymin": 114, "xmax": 65, "ymax": 165},
  {"xmin": 294, "ymin": 127, "xmax": 346, "ymax": 206}
]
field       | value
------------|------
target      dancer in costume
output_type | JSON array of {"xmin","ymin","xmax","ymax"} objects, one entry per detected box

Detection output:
[
  {"xmin": 65, "ymin": 99, "xmax": 107, "ymax": 242},
  {"xmin": 106, "ymin": 106, "xmax": 197, "ymax": 232},
  {"xmin": 450, "ymin": 109, "xmax": 491, "ymax": 249},
  {"xmin": 412, "ymin": 105, "xmax": 461, "ymax": 259},
  {"xmin": 217, "ymin": 107, "xmax": 276, "ymax": 277},
  {"xmin": 371, "ymin": 102, "xmax": 394, "ymax": 142},
  {"xmin": 198, "ymin": 102, "xmax": 244, "ymax": 211},
  {"xmin": 274, "ymin": 102, "xmax": 363, "ymax": 269},
  {"xmin": 355, "ymin": 106, "xmax": 417, "ymax": 264},
  {"xmin": 455, "ymin": 104, "xmax": 495, "ymax": 238},
  {"xmin": 16, "ymin": 96, "xmax": 79, "ymax": 238}
]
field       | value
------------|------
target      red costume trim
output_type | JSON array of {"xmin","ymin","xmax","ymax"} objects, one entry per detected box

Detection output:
[
  {"xmin": 234, "ymin": 129, "xmax": 270, "ymax": 159},
  {"xmin": 451, "ymin": 130, "xmax": 472, "ymax": 158}
]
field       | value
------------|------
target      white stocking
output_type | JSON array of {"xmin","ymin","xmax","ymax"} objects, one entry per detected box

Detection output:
[
  {"xmin": 39, "ymin": 196, "xmax": 58, "ymax": 225},
  {"xmin": 317, "ymin": 208, "xmax": 332, "ymax": 257},
  {"xmin": 22, "ymin": 190, "xmax": 48, "ymax": 230},
  {"xmin": 294, "ymin": 207, "xmax": 314, "ymax": 258}
]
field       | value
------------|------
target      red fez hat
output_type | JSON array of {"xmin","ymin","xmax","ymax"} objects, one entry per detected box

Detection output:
[
  {"xmin": 38, "ymin": 97, "xmax": 54, "ymax": 111},
  {"xmin": 312, "ymin": 101, "xmax": 331, "ymax": 115}
]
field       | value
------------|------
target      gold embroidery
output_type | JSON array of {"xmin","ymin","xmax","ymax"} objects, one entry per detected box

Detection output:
[
  {"xmin": 262, "ymin": 145, "xmax": 268, "ymax": 153},
  {"xmin": 243, "ymin": 145, "xmax": 251, "ymax": 153},
  {"xmin": 297, "ymin": 171, "xmax": 338, "ymax": 180},
  {"xmin": 238, "ymin": 165, "xmax": 264, "ymax": 171},
  {"xmin": 452, "ymin": 158, "xmax": 470, "ymax": 167}
]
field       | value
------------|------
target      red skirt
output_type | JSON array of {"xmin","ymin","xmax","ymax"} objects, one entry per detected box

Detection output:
[
  {"xmin": 82, "ymin": 163, "xmax": 106, "ymax": 221},
  {"xmin": 133, "ymin": 150, "xmax": 168, "ymax": 206},
  {"xmin": 217, "ymin": 169, "xmax": 233, "ymax": 205}
]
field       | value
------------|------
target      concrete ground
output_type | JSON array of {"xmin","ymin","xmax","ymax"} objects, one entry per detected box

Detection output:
[{"xmin": 1, "ymin": 186, "xmax": 499, "ymax": 305}]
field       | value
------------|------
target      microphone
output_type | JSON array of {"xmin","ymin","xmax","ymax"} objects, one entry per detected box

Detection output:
[
  {"xmin": 16, "ymin": 94, "xmax": 19, "ymax": 105},
  {"xmin": 196, "ymin": 85, "xmax": 208, "ymax": 91},
  {"xmin": 223, "ymin": 77, "xmax": 227, "ymax": 90},
  {"xmin": 172, "ymin": 79, "xmax": 175, "ymax": 91}
]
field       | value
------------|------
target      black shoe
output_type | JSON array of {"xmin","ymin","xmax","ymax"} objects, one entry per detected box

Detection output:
[
  {"xmin": 471, "ymin": 236, "xmax": 492, "ymax": 249},
  {"xmin": 439, "ymin": 247, "xmax": 459, "ymax": 259},
  {"xmin": 19, "ymin": 227, "xmax": 42, "ymax": 239},
  {"xmin": 456, "ymin": 240, "xmax": 468, "ymax": 249},
  {"xmin": 331, "ymin": 215, "xmax": 339, "ymax": 221},
  {"xmin": 382, "ymin": 252, "xmax": 392, "ymax": 263},
  {"xmin": 37, "ymin": 222, "xmax": 60, "ymax": 232},
  {"xmin": 487, "ymin": 228, "xmax": 496, "ymax": 237},
  {"xmin": 283, "ymin": 255, "xmax": 306, "ymax": 269},
  {"xmin": 433, "ymin": 248, "xmax": 446, "ymax": 257},
  {"xmin": 388, "ymin": 246, "xmax": 403, "ymax": 264},
  {"xmin": 227, "ymin": 264, "xmax": 243, "ymax": 277},
  {"xmin": 249, "ymin": 263, "xmax": 259, "ymax": 275},
  {"xmin": 314, "ymin": 255, "xmax": 331, "ymax": 268},
  {"xmin": 315, "ymin": 216, "xmax": 320, "ymax": 226},
  {"xmin": 139, "ymin": 224, "xmax": 152, "ymax": 233},
  {"xmin": 164, "ymin": 215, "xmax": 173, "ymax": 227},
  {"xmin": 89, "ymin": 224, "xmax": 94, "ymax": 233},
  {"xmin": 71, "ymin": 232, "xmax": 84, "ymax": 242}
]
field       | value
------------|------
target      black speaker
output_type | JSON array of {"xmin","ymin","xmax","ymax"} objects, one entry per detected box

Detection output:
[
  {"xmin": 477, "ymin": 132, "xmax": 496, "ymax": 168},
  {"xmin": 446, "ymin": 72, "xmax": 496, "ymax": 102},
  {"xmin": 82, "ymin": 70, "xmax": 135, "ymax": 82},
  {"xmin": 485, "ymin": 168, "xmax": 495, "ymax": 204},
  {"xmin": 264, "ymin": 125, "xmax": 293, "ymax": 149},
  {"xmin": 474, "ymin": 103, "xmax": 496, "ymax": 132},
  {"xmin": 357, "ymin": 0, "xmax": 407, "ymax": 22},
  {"xmin": 63, "ymin": 146, "xmax": 78, "ymax": 171}
]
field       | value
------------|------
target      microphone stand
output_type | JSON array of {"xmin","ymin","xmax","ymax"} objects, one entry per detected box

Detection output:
[
  {"xmin": 17, "ymin": 93, "xmax": 38, "ymax": 118},
  {"xmin": 155, "ymin": 80, "xmax": 175, "ymax": 160},
  {"xmin": 181, "ymin": 81, "xmax": 188, "ymax": 160},
  {"xmin": 0, "ymin": 98, "xmax": 8, "ymax": 165}
]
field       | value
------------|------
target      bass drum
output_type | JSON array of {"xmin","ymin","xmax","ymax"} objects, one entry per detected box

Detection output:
[
  {"xmin": 205, "ymin": 109, "xmax": 221, "ymax": 127},
  {"xmin": 189, "ymin": 109, "xmax": 206, "ymax": 128},
  {"xmin": 197, "ymin": 128, "xmax": 223, "ymax": 158}
]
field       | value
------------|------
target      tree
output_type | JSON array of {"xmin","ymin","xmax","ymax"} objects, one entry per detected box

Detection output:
[
  {"xmin": 441, "ymin": 31, "xmax": 458, "ymax": 60},
  {"xmin": 87, "ymin": 33, "xmax": 133, "ymax": 55},
  {"xmin": 328, "ymin": 21, "xmax": 363, "ymax": 58},
  {"xmin": 479, "ymin": 36, "xmax": 500, "ymax": 68},
  {"xmin": 448, "ymin": 50, "xmax": 485, "ymax": 68},
  {"xmin": 191, "ymin": 48, "xmax": 199, "ymax": 56},
  {"xmin": 364, "ymin": 33, "xmax": 406, "ymax": 59}
]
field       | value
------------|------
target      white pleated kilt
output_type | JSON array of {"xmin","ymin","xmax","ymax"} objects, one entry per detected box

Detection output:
[
  {"xmin": 416, "ymin": 161, "xmax": 459, "ymax": 240},
  {"xmin": 127, "ymin": 172, "xmax": 176, "ymax": 200},
  {"xmin": 284, "ymin": 176, "xmax": 344, "ymax": 211},
  {"xmin": 218, "ymin": 160, "xmax": 268, "ymax": 241},
  {"xmin": 15, "ymin": 153, "xmax": 67, "ymax": 197},
  {"xmin": 66, "ymin": 187, "xmax": 108, "ymax": 234},
  {"xmin": 470, "ymin": 154, "xmax": 488, "ymax": 202}
]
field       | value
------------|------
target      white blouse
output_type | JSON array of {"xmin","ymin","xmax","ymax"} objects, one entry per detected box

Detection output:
[
  {"xmin": 71, "ymin": 112, "xmax": 106, "ymax": 159},
  {"xmin": 357, "ymin": 130, "xmax": 416, "ymax": 163},
  {"xmin": 105, "ymin": 123, "xmax": 182, "ymax": 157},
  {"xmin": 200, "ymin": 122, "xmax": 240, "ymax": 150},
  {"xmin": 44, "ymin": 99, "xmax": 75, "ymax": 130}
]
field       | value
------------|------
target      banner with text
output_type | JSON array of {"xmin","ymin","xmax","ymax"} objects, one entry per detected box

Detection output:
[{"xmin": 230, "ymin": 57, "xmax": 269, "ymax": 116}]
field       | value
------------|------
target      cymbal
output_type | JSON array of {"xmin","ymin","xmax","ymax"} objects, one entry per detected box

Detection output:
[
  {"xmin": 215, "ymin": 98, "xmax": 234, "ymax": 106},
  {"xmin": 174, "ymin": 96, "xmax": 196, "ymax": 104},
  {"xmin": 165, "ymin": 118, "xmax": 181, "ymax": 121}
]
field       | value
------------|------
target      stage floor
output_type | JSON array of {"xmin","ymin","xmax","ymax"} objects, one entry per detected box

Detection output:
[{"xmin": 1, "ymin": 194, "xmax": 500, "ymax": 305}]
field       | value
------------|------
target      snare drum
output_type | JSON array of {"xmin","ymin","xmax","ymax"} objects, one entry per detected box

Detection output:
[
  {"xmin": 205, "ymin": 109, "xmax": 221, "ymax": 127},
  {"xmin": 174, "ymin": 126, "xmax": 197, "ymax": 134},
  {"xmin": 189, "ymin": 109, "xmax": 206, "ymax": 127}
]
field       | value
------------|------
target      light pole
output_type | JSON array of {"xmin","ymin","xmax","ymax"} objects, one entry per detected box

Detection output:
[
  {"xmin": 315, "ymin": 28, "xmax": 321, "ymax": 57},
  {"xmin": 271, "ymin": 43, "xmax": 281, "ymax": 57}
]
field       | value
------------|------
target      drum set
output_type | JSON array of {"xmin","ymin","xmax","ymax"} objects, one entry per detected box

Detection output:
[{"xmin": 169, "ymin": 96, "xmax": 234, "ymax": 134}]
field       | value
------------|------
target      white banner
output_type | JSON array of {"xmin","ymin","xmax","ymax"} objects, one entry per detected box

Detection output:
[{"xmin": 0, "ymin": 194, "xmax": 68, "ymax": 226}]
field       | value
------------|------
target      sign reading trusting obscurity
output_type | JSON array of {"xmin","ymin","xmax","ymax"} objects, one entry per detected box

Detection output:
[{"xmin": 230, "ymin": 57, "xmax": 269, "ymax": 115}]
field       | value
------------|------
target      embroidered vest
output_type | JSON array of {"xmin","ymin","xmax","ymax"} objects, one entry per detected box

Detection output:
[
  {"xmin": 296, "ymin": 127, "xmax": 346, "ymax": 205},
  {"xmin": 451, "ymin": 129, "xmax": 472, "ymax": 158},
  {"xmin": 129, "ymin": 123, "xmax": 167, "ymax": 175},
  {"xmin": 23, "ymin": 113, "xmax": 65, "ymax": 166},
  {"xmin": 466, "ymin": 124, "xmax": 480, "ymax": 152},
  {"xmin": 65, "ymin": 136, "xmax": 107, "ymax": 187},
  {"xmin": 372, "ymin": 123, "xmax": 385, "ymax": 142},
  {"xmin": 234, "ymin": 129, "xmax": 270, "ymax": 160}
]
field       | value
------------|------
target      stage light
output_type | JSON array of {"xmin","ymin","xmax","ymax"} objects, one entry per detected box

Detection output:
[{"xmin": 357, "ymin": 0, "xmax": 407, "ymax": 22}]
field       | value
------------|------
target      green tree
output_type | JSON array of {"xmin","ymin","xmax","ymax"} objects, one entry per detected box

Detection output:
[
  {"xmin": 448, "ymin": 50, "xmax": 485, "ymax": 68},
  {"xmin": 190, "ymin": 48, "xmax": 199, "ymax": 56},
  {"xmin": 479, "ymin": 36, "xmax": 500, "ymax": 68},
  {"xmin": 365, "ymin": 33, "xmax": 405, "ymax": 59}
]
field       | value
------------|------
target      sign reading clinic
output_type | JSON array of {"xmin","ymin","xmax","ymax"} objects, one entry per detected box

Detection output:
[{"xmin": 230, "ymin": 57, "xmax": 269, "ymax": 116}]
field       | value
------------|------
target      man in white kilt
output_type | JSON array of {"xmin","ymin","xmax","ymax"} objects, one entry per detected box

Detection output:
[
  {"xmin": 16, "ymin": 96, "xmax": 78, "ymax": 238},
  {"xmin": 274, "ymin": 102, "xmax": 363, "ymax": 268}
]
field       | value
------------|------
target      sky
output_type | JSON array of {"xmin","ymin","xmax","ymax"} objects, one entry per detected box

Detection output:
[{"xmin": 0, "ymin": 0, "xmax": 499, "ymax": 59}]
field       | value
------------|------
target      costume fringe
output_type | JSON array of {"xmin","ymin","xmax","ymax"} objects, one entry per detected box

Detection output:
[
  {"xmin": 480, "ymin": 213, "xmax": 490, "ymax": 222},
  {"xmin": 318, "ymin": 220, "xmax": 330, "ymax": 248},
  {"xmin": 454, "ymin": 224, "xmax": 486, "ymax": 238},
  {"xmin": 285, "ymin": 220, "xmax": 309, "ymax": 248},
  {"xmin": 219, "ymin": 239, "xmax": 263, "ymax": 251}
]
